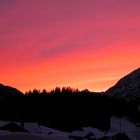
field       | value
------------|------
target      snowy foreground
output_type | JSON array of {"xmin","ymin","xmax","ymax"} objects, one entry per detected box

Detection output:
[{"xmin": 0, "ymin": 116, "xmax": 139, "ymax": 140}]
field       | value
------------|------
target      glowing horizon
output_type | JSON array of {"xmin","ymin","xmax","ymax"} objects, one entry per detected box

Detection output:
[{"xmin": 0, "ymin": 0, "xmax": 140, "ymax": 93}]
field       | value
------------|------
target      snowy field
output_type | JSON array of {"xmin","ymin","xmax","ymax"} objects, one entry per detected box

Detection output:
[{"xmin": 0, "ymin": 116, "xmax": 139, "ymax": 140}]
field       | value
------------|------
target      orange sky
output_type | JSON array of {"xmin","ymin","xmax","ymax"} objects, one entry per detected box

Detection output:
[{"xmin": 0, "ymin": 0, "xmax": 140, "ymax": 93}]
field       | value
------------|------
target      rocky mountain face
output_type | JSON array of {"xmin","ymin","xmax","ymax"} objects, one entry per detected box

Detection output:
[
  {"xmin": 0, "ymin": 84, "xmax": 23, "ymax": 99},
  {"xmin": 106, "ymin": 68, "xmax": 140, "ymax": 101}
]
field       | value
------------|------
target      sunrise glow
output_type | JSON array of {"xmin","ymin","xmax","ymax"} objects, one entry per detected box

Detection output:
[{"xmin": 0, "ymin": 0, "xmax": 140, "ymax": 93}]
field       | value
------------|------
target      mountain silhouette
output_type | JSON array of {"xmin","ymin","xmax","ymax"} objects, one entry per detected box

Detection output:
[
  {"xmin": 1, "ymin": 67, "xmax": 140, "ymax": 101},
  {"xmin": 0, "ymin": 68, "xmax": 140, "ymax": 131},
  {"xmin": 106, "ymin": 68, "xmax": 140, "ymax": 100},
  {"xmin": 0, "ymin": 84, "xmax": 23, "ymax": 99}
]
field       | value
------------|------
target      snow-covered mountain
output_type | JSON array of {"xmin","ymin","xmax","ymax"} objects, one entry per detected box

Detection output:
[{"xmin": 106, "ymin": 68, "xmax": 140, "ymax": 101}]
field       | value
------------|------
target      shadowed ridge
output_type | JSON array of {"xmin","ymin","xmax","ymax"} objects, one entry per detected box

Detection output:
[
  {"xmin": 0, "ymin": 83, "xmax": 23, "ymax": 99},
  {"xmin": 106, "ymin": 67, "xmax": 140, "ymax": 100}
]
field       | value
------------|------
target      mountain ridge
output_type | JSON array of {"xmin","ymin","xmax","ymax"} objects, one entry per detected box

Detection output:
[
  {"xmin": 1, "ymin": 67, "xmax": 140, "ymax": 101},
  {"xmin": 0, "ymin": 83, "xmax": 23, "ymax": 99},
  {"xmin": 106, "ymin": 67, "xmax": 140, "ymax": 100}
]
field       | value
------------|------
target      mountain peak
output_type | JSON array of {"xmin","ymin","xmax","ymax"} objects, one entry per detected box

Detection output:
[{"xmin": 106, "ymin": 67, "xmax": 140, "ymax": 100}]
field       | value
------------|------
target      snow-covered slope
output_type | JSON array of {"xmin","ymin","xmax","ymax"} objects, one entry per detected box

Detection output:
[
  {"xmin": 106, "ymin": 116, "xmax": 139, "ymax": 140},
  {"xmin": 0, "ymin": 118, "xmax": 139, "ymax": 140},
  {"xmin": 0, "ymin": 133, "xmax": 71, "ymax": 140},
  {"xmin": 106, "ymin": 68, "xmax": 140, "ymax": 100}
]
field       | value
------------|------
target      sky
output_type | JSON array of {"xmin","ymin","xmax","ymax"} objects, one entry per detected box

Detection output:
[{"xmin": 0, "ymin": 0, "xmax": 140, "ymax": 93}]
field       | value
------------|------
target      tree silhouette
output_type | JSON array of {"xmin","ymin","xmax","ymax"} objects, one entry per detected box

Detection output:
[{"xmin": 0, "ymin": 86, "xmax": 139, "ymax": 132}]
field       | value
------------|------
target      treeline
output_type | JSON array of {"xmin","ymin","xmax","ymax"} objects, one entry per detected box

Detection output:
[
  {"xmin": 25, "ymin": 87, "xmax": 91, "ymax": 95},
  {"xmin": 0, "ymin": 87, "xmax": 139, "ymax": 132}
]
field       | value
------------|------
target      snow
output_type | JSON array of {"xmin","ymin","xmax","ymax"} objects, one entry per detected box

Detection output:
[
  {"xmin": 0, "ymin": 117, "xmax": 139, "ymax": 140},
  {"xmin": 24, "ymin": 123, "xmax": 41, "ymax": 133},
  {"xmin": 40, "ymin": 126, "xmax": 69, "ymax": 139},
  {"xmin": 106, "ymin": 68, "xmax": 140, "ymax": 100},
  {"xmin": 0, "ymin": 121, "xmax": 10, "ymax": 127},
  {"xmin": 105, "ymin": 116, "xmax": 139, "ymax": 140},
  {"xmin": 0, "ymin": 133, "xmax": 62, "ymax": 140},
  {"xmin": 0, "ymin": 121, "xmax": 70, "ymax": 140},
  {"xmin": 71, "ymin": 127, "xmax": 104, "ymax": 138},
  {"xmin": 70, "ymin": 116, "xmax": 140, "ymax": 140},
  {"xmin": 0, "ymin": 130, "xmax": 11, "ymax": 136},
  {"xmin": 82, "ymin": 127, "xmax": 104, "ymax": 138}
]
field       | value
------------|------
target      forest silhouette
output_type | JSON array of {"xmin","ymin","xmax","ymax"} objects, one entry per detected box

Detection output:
[{"xmin": 0, "ymin": 86, "xmax": 139, "ymax": 132}]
